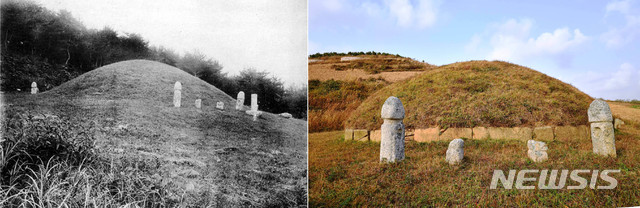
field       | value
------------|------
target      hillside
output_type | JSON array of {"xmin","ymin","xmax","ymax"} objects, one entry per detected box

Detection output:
[
  {"xmin": 346, "ymin": 60, "xmax": 594, "ymax": 130},
  {"xmin": 2, "ymin": 60, "xmax": 307, "ymax": 206},
  {"xmin": 309, "ymin": 54, "xmax": 435, "ymax": 82},
  {"xmin": 308, "ymin": 54, "xmax": 435, "ymax": 132}
]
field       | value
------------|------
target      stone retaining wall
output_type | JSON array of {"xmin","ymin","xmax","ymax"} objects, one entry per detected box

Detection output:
[{"xmin": 346, "ymin": 125, "xmax": 591, "ymax": 142}]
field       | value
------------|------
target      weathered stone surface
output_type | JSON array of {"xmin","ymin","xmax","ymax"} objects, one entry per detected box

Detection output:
[
  {"xmin": 353, "ymin": 129, "xmax": 369, "ymax": 141},
  {"xmin": 173, "ymin": 82, "xmax": 182, "ymax": 107},
  {"xmin": 380, "ymin": 119, "xmax": 405, "ymax": 162},
  {"xmin": 512, "ymin": 127, "xmax": 533, "ymax": 141},
  {"xmin": 380, "ymin": 96, "xmax": 405, "ymax": 163},
  {"xmin": 344, "ymin": 129, "xmax": 354, "ymax": 140},
  {"xmin": 414, "ymin": 128, "xmax": 440, "ymax": 142},
  {"xmin": 527, "ymin": 140, "xmax": 548, "ymax": 162},
  {"xmin": 591, "ymin": 122, "xmax": 616, "ymax": 157},
  {"xmin": 369, "ymin": 130, "xmax": 381, "ymax": 142},
  {"xmin": 445, "ymin": 139, "xmax": 464, "ymax": 165},
  {"xmin": 440, "ymin": 128, "xmax": 472, "ymax": 140},
  {"xmin": 381, "ymin": 96, "xmax": 405, "ymax": 120},
  {"xmin": 614, "ymin": 118, "xmax": 625, "ymax": 129},
  {"xmin": 251, "ymin": 94, "xmax": 258, "ymax": 112},
  {"xmin": 279, "ymin": 113, "xmax": 292, "ymax": 118},
  {"xmin": 533, "ymin": 126, "xmax": 554, "ymax": 141},
  {"xmin": 216, "ymin": 102, "xmax": 224, "ymax": 110},
  {"xmin": 195, "ymin": 99, "xmax": 201, "ymax": 109},
  {"xmin": 487, "ymin": 127, "xmax": 507, "ymax": 139},
  {"xmin": 30, "ymin": 82, "xmax": 38, "ymax": 94},
  {"xmin": 555, "ymin": 126, "xmax": 589, "ymax": 141},
  {"xmin": 588, "ymin": 99, "xmax": 613, "ymax": 122},
  {"xmin": 472, "ymin": 127, "xmax": 489, "ymax": 140},
  {"xmin": 236, "ymin": 91, "xmax": 245, "ymax": 110}
]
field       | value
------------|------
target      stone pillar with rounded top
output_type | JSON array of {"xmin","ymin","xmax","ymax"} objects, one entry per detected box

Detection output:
[
  {"xmin": 380, "ymin": 96, "xmax": 405, "ymax": 163},
  {"xmin": 236, "ymin": 91, "xmax": 245, "ymax": 110},
  {"xmin": 173, "ymin": 82, "xmax": 182, "ymax": 107},
  {"xmin": 31, "ymin": 82, "xmax": 38, "ymax": 94},
  {"xmin": 588, "ymin": 99, "xmax": 615, "ymax": 157},
  {"xmin": 251, "ymin": 94, "xmax": 258, "ymax": 121}
]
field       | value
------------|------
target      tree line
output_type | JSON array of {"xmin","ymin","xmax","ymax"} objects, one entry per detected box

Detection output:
[{"xmin": 0, "ymin": 0, "xmax": 306, "ymax": 119}]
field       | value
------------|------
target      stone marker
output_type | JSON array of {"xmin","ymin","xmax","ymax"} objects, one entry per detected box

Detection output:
[
  {"xmin": 216, "ymin": 102, "xmax": 224, "ymax": 110},
  {"xmin": 445, "ymin": 138, "xmax": 464, "ymax": 165},
  {"xmin": 173, "ymin": 82, "xmax": 182, "ymax": 107},
  {"xmin": 527, "ymin": 140, "xmax": 548, "ymax": 162},
  {"xmin": 236, "ymin": 91, "xmax": 245, "ymax": 110},
  {"xmin": 279, "ymin": 112, "xmax": 292, "ymax": 118},
  {"xmin": 250, "ymin": 94, "xmax": 259, "ymax": 121},
  {"xmin": 195, "ymin": 99, "xmax": 201, "ymax": 109},
  {"xmin": 380, "ymin": 96, "xmax": 405, "ymax": 163},
  {"xmin": 30, "ymin": 82, "xmax": 38, "ymax": 94},
  {"xmin": 614, "ymin": 118, "xmax": 625, "ymax": 129},
  {"xmin": 588, "ymin": 99, "xmax": 615, "ymax": 157}
]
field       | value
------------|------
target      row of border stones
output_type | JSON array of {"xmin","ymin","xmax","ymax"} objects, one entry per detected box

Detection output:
[{"xmin": 348, "ymin": 125, "xmax": 590, "ymax": 143}]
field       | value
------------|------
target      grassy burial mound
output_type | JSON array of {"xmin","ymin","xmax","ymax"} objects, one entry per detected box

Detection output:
[
  {"xmin": 2, "ymin": 60, "xmax": 306, "ymax": 206},
  {"xmin": 346, "ymin": 60, "xmax": 593, "ymax": 131}
]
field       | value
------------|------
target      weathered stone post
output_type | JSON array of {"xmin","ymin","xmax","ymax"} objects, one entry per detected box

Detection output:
[
  {"xmin": 588, "ymin": 99, "xmax": 616, "ymax": 157},
  {"xmin": 527, "ymin": 140, "xmax": 548, "ymax": 162},
  {"xmin": 195, "ymin": 99, "xmax": 201, "ymax": 109},
  {"xmin": 251, "ymin": 94, "xmax": 258, "ymax": 121},
  {"xmin": 216, "ymin": 102, "xmax": 224, "ymax": 110},
  {"xmin": 31, "ymin": 82, "xmax": 38, "ymax": 94},
  {"xmin": 236, "ymin": 91, "xmax": 245, "ymax": 110},
  {"xmin": 380, "ymin": 96, "xmax": 405, "ymax": 163},
  {"xmin": 446, "ymin": 138, "xmax": 464, "ymax": 165},
  {"xmin": 173, "ymin": 82, "xmax": 182, "ymax": 107}
]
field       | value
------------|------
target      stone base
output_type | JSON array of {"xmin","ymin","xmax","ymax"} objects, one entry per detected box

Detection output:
[
  {"xmin": 344, "ymin": 129, "xmax": 354, "ymax": 140},
  {"xmin": 353, "ymin": 129, "xmax": 369, "ymax": 141},
  {"xmin": 414, "ymin": 128, "xmax": 440, "ymax": 142},
  {"xmin": 533, "ymin": 126, "xmax": 554, "ymax": 141},
  {"xmin": 472, "ymin": 127, "xmax": 489, "ymax": 140},
  {"xmin": 555, "ymin": 125, "xmax": 589, "ymax": 141},
  {"xmin": 440, "ymin": 128, "xmax": 472, "ymax": 140}
]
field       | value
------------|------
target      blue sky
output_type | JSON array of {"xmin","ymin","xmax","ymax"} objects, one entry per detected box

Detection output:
[{"xmin": 309, "ymin": 0, "xmax": 640, "ymax": 100}]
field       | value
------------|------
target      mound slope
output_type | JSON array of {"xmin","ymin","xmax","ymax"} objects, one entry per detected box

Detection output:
[
  {"xmin": 13, "ymin": 59, "xmax": 307, "ymax": 206},
  {"xmin": 346, "ymin": 60, "xmax": 593, "ymax": 130},
  {"xmin": 46, "ymin": 59, "xmax": 235, "ymax": 106}
]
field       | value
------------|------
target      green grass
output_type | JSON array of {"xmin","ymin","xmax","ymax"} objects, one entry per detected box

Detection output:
[
  {"xmin": 2, "ymin": 60, "xmax": 307, "ymax": 206},
  {"xmin": 346, "ymin": 60, "xmax": 594, "ymax": 130},
  {"xmin": 309, "ymin": 129, "xmax": 640, "ymax": 207}
]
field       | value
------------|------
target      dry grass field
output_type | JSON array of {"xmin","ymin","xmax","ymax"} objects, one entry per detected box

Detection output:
[
  {"xmin": 309, "ymin": 103, "xmax": 640, "ymax": 206},
  {"xmin": 1, "ymin": 60, "xmax": 307, "ymax": 207}
]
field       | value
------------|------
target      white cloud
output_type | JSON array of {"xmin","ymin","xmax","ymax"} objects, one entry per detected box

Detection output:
[
  {"xmin": 322, "ymin": 0, "xmax": 343, "ymax": 12},
  {"xmin": 604, "ymin": 63, "xmax": 637, "ymax": 90},
  {"xmin": 474, "ymin": 19, "xmax": 588, "ymax": 62},
  {"xmin": 375, "ymin": 0, "xmax": 441, "ymax": 29},
  {"xmin": 602, "ymin": 0, "xmax": 640, "ymax": 48},
  {"xmin": 569, "ymin": 62, "xmax": 640, "ymax": 99}
]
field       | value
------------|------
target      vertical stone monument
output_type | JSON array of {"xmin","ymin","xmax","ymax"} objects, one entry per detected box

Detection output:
[
  {"xmin": 173, "ymin": 82, "xmax": 182, "ymax": 107},
  {"xmin": 31, "ymin": 82, "xmax": 38, "ymax": 94},
  {"xmin": 216, "ymin": 101, "xmax": 224, "ymax": 110},
  {"xmin": 195, "ymin": 99, "xmax": 201, "ymax": 109},
  {"xmin": 380, "ymin": 96, "xmax": 405, "ymax": 163},
  {"xmin": 236, "ymin": 91, "xmax": 245, "ymax": 110},
  {"xmin": 251, "ymin": 94, "xmax": 258, "ymax": 121},
  {"xmin": 588, "ymin": 99, "xmax": 615, "ymax": 157}
]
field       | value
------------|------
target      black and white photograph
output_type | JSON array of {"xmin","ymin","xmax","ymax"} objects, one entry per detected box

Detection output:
[{"xmin": 1, "ymin": 0, "xmax": 307, "ymax": 206}]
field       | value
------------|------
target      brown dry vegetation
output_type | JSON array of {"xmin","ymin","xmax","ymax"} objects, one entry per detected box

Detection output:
[
  {"xmin": 308, "ymin": 54, "xmax": 434, "ymax": 82},
  {"xmin": 346, "ymin": 60, "xmax": 594, "ymax": 130},
  {"xmin": 309, "ymin": 113, "xmax": 640, "ymax": 206},
  {"xmin": 308, "ymin": 55, "xmax": 435, "ymax": 133},
  {"xmin": 308, "ymin": 78, "xmax": 389, "ymax": 132}
]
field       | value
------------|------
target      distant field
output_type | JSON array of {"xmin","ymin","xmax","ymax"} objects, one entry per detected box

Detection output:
[{"xmin": 309, "ymin": 105, "xmax": 640, "ymax": 206}]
